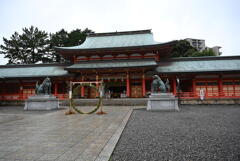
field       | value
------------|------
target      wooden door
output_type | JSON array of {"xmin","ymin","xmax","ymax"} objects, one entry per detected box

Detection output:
[
  {"xmin": 89, "ymin": 87, "xmax": 96, "ymax": 98},
  {"xmin": 131, "ymin": 85, "xmax": 142, "ymax": 98}
]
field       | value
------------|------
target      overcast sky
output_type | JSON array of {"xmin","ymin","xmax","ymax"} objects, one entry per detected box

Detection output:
[{"xmin": 0, "ymin": 0, "xmax": 240, "ymax": 64}]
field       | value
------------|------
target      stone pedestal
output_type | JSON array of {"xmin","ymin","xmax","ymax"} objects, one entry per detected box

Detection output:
[
  {"xmin": 24, "ymin": 95, "xmax": 59, "ymax": 110},
  {"xmin": 147, "ymin": 93, "xmax": 179, "ymax": 111}
]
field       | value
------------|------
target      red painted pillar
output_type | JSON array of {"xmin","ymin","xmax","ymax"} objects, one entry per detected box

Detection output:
[
  {"xmin": 155, "ymin": 54, "xmax": 160, "ymax": 61},
  {"xmin": 192, "ymin": 79, "xmax": 196, "ymax": 97},
  {"xmin": 73, "ymin": 56, "xmax": 77, "ymax": 63},
  {"xmin": 2, "ymin": 80, "xmax": 6, "ymax": 100},
  {"xmin": 81, "ymin": 76, "xmax": 85, "ymax": 98},
  {"xmin": 155, "ymin": 51, "xmax": 160, "ymax": 62},
  {"xmin": 54, "ymin": 81, "xmax": 58, "ymax": 95},
  {"xmin": 218, "ymin": 77, "xmax": 223, "ymax": 97},
  {"xmin": 142, "ymin": 73, "xmax": 146, "ymax": 97},
  {"xmin": 19, "ymin": 80, "xmax": 23, "ymax": 100},
  {"xmin": 126, "ymin": 73, "xmax": 130, "ymax": 97},
  {"xmin": 173, "ymin": 78, "xmax": 177, "ymax": 96}
]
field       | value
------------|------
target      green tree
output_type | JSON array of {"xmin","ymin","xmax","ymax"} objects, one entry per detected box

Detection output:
[
  {"xmin": 171, "ymin": 40, "xmax": 197, "ymax": 57},
  {"xmin": 66, "ymin": 28, "xmax": 94, "ymax": 46},
  {"xmin": 49, "ymin": 29, "xmax": 69, "ymax": 62},
  {"xmin": 0, "ymin": 26, "xmax": 50, "ymax": 64},
  {"xmin": 191, "ymin": 48, "xmax": 216, "ymax": 57},
  {"xmin": 49, "ymin": 28, "xmax": 94, "ymax": 62},
  {"xmin": 0, "ymin": 32, "xmax": 23, "ymax": 64},
  {"xmin": 171, "ymin": 40, "xmax": 216, "ymax": 57}
]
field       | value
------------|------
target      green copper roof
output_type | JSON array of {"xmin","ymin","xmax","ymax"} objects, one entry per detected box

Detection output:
[
  {"xmin": 66, "ymin": 59, "xmax": 157, "ymax": 70},
  {"xmin": 0, "ymin": 64, "xmax": 69, "ymax": 78},
  {"xmin": 56, "ymin": 30, "xmax": 166, "ymax": 50},
  {"xmin": 156, "ymin": 56, "xmax": 240, "ymax": 73}
]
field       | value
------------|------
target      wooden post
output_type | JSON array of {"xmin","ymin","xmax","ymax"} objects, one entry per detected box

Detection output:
[
  {"xmin": 142, "ymin": 72, "xmax": 146, "ymax": 97},
  {"xmin": 173, "ymin": 78, "xmax": 177, "ymax": 96},
  {"xmin": 81, "ymin": 76, "xmax": 85, "ymax": 98},
  {"xmin": 126, "ymin": 72, "xmax": 130, "ymax": 97},
  {"xmin": 65, "ymin": 81, "xmax": 75, "ymax": 115},
  {"xmin": 69, "ymin": 81, "xmax": 72, "ymax": 98},
  {"xmin": 96, "ymin": 75, "xmax": 99, "ymax": 97}
]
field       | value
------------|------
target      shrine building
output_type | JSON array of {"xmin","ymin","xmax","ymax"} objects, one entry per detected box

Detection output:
[{"xmin": 0, "ymin": 29, "xmax": 240, "ymax": 104}]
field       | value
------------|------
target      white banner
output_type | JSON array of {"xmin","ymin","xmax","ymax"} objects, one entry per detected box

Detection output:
[{"xmin": 69, "ymin": 91, "xmax": 72, "ymax": 99}]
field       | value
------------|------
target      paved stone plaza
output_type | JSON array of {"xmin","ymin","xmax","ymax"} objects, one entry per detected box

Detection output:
[
  {"xmin": 1, "ymin": 105, "xmax": 240, "ymax": 161},
  {"xmin": 0, "ymin": 106, "xmax": 133, "ymax": 161},
  {"xmin": 110, "ymin": 105, "xmax": 240, "ymax": 161}
]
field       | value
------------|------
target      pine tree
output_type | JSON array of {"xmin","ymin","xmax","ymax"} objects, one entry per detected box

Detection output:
[
  {"xmin": 0, "ymin": 32, "xmax": 26, "ymax": 64},
  {"xmin": 0, "ymin": 26, "xmax": 50, "ymax": 64},
  {"xmin": 0, "ymin": 27, "xmax": 94, "ymax": 64},
  {"xmin": 66, "ymin": 28, "xmax": 94, "ymax": 46},
  {"xmin": 49, "ymin": 28, "xmax": 94, "ymax": 62},
  {"xmin": 49, "ymin": 29, "xmax": 69, "ymax": 62}
]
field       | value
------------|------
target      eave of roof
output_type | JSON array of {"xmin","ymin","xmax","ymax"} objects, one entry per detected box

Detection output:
[
  {"xmin": 156, "ymin": 56, "xmax": 240, "ymax": 73},
  {"xmin": 56, "ymin": 41, "xmax": 176, "ymax": 52},
  {"xmin": 0, "ymin": 63, "xmax": 69, "ymax": 68},
  {"xmin": 65, "ymin": 59, "xmax": 157, "ymax": 70},
  {"xmin": 0, "ymin": 63, "xmax": 71, "ymax": 78}
]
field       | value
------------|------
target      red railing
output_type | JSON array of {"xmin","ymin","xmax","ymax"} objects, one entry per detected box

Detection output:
[
  {"xmin": 0, "ymin": 91, "xmax": 239, "ymax": 101},
  {"xmin": 54, "ymin": 94, "xmax": 69, "ymax": 100},
  {"xmin": 177, "ymin": 90, "xmax": 240, "ymax": 99}
]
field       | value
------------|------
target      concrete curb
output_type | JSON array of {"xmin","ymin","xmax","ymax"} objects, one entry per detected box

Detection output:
[{"xmin": 94, "ymin": 109, "xmax": 133, "ymax": 161}]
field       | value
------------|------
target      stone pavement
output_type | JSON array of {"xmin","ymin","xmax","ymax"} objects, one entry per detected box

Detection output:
[{"xmin": 0, "ymin": 106, "xmax": 135, "ymax": 161}]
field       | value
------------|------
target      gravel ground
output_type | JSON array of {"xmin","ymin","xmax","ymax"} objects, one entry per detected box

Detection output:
[{"xmin": 110, "ymin": 105, "xmax": 240, "ymax": 161}]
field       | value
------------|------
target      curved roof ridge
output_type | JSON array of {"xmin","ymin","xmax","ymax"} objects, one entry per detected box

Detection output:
[
  {"xmin": 56, "ymin": 30, "xmax": 164, "ymax": 50},
  {"xmin": 87, "ymin": 29, "xmax": 152, "ymax": 37}
]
